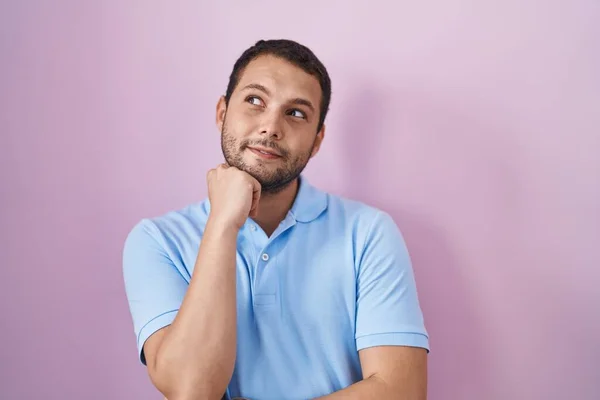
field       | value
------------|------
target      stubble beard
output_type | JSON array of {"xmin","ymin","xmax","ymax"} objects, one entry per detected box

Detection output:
[{"xmin": 220, "ymin": 122, "xmax": 314, "ymax": 195}]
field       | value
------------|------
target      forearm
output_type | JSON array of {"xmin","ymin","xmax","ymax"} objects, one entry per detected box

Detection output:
[
  {"xmin": 314, "ymin": 375, "xmax": 391, "ymax": 400},
  {"xmin": 315, "ymin": 374, "xmax": 425, "ymax": 400},
  {"xmin": 154, "ymin": 217, "xmax": 239, "ymax": 399}
]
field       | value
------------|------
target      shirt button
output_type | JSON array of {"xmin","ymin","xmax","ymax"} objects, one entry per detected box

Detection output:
[
  {"xmin": 250, "ymin": 224, "xmax": 257, "ymax": 231},
  {"xmin": 261, "ymin": 253, "xmax": 269, "ymax": 261}
]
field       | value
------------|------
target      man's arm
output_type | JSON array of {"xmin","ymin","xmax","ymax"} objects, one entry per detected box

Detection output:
[
  {"xmin": 123, "ymin": 165, "xmax": 262, "ymax": 400},
  {"xmin": 143, "ymin": 218, "xmax": 239, "ymax": 400},
  {"xmin": 315, "ymin": 346, "xmax": 427, "ymax": 399},
  {"xmin": 316, "ymin": 209, "xmax": 429, "ymax": 399}
]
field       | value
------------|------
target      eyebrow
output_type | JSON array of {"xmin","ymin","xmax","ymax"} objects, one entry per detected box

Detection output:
[
  {"xmin": 289, "ymin": 97, "xmax": 315, "ymax": 114},
  {"xmin": 242, "ymin": 83, "xmax": 271, "ymax": 95},
  {"xmin": 241, "ymin": 83, "xmax": 316, "ymax": 114}
]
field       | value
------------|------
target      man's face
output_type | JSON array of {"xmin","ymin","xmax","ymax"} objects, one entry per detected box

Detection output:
[{"xmin": 216, "ymin": 55, "xmax": 325, "ymax": 193}]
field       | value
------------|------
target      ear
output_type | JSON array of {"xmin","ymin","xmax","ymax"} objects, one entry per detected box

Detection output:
[
  {"xmin": 310, "ymin": 124, "xmax": 326, "ymax": 158},
  {"xmin": 216, "ymin": 96, "xmax": 227, "ymax": 132}
]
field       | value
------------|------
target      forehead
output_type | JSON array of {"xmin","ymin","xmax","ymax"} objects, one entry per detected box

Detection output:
[{"xmin": 235, "ymin": 55, "xmax": 322, "ymax": 106}]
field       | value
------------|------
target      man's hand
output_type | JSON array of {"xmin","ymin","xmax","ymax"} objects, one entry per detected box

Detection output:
[{"xmin": 207, "ymin": 164, "xmax": 261, "ymax": 229}]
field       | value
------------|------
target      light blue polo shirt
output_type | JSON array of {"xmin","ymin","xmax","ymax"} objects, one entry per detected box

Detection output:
[{"xmin": 123, "ymin": 175, "xmax": 429, "ymax": 400}]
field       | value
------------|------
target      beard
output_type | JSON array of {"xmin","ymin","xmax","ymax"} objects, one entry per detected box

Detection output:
[{"xmin": 220, "ymin": 120, "xmax": 314, "ymax": 194}]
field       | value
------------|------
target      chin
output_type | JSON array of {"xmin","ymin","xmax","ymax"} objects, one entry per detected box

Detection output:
[{"xmin": 245, "ymin": 167, "xmax": 273, "ymax": 183}]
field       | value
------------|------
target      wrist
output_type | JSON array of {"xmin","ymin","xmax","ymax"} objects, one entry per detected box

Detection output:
[{"xmin": 205, "ymin": 215, "xmax": 241, "ymax": 237}]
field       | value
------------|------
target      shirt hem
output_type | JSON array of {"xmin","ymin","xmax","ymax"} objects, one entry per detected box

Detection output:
[
  {"xmin": 136, "ymin": 309, "xmax": 179, "ymax": 365},
  {"xmin": 355, "ymin": 331, "xmax": 430, "ymax": 353}
]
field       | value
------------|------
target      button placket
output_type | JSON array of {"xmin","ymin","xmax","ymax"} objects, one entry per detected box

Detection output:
[{"xmin": 250, "ymin": 218, "xmax": 296, "ymax": 308}]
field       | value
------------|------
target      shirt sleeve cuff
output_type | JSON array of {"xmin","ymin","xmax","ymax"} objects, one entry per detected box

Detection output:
[
  {"xmin": 136, "ymin": 309, "xmax": 179, "ymax": 365},
  {"xmin": 356, "ymin": 332, "xmax": 430, "ymax": 353}
]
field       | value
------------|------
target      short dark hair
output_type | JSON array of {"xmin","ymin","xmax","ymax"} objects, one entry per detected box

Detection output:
[{"xmin": 224, "ymin": 39, "xmax": 332, "ymax": 133}]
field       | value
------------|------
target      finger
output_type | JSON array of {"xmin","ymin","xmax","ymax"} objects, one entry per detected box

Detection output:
[
  {"xmin": 251, "ymin": 180, "xmax": 261, "ymax": 213},
  {"xmin": 250, "ymin": 198, "xmax": 260, "ymax": 217},
  {"xmin": 249, "ymin": 207, "xmax": 258, "ymax": 218}
]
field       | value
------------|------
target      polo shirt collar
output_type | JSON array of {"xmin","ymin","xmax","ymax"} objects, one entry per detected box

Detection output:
[{"xmin": 288, "ymin": 175, "xmax": 328, "ymax": 223}]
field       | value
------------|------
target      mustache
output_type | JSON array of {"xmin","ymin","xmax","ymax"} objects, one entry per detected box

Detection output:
[{"xmin": 241, "ymin": 139, "xmax": 288, "ymax": 157}]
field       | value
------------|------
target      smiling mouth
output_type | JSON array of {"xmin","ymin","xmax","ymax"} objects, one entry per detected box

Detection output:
[{"xmin": 247, "ymin": 146, "xmax": 282, "ymax": 159}]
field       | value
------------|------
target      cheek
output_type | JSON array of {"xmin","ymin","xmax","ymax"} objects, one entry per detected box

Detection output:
[
  {"xmin": 287, "ymin": 138, "xmax": 315, "ymax": 160},
  {"xmin": 300, "ymin": 133, "xmax": 318, "ymax": 150},
  {"xmin": 230, "ymin": 110, "xmax": 257, "ymax": 134}
]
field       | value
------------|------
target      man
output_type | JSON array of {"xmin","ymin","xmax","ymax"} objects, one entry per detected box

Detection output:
[{"xmin": 123, "ymin": 39, "xmax": 429, "ymax": 400}]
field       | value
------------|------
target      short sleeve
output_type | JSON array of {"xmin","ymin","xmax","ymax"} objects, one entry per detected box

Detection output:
[
  {"xmin": 122, "ymin": 219, "xmax": 188, "ymax": 364},
  {"xmin": 355, "ymin": 212, "xmax": 430, "ymax": 352}
]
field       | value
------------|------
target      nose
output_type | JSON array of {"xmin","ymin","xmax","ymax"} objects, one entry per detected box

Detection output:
[{"xmin": 259, "ymin": 109, "xmax": 284, "ymax": 140}]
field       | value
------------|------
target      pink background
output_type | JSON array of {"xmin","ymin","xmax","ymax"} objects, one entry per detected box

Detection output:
[{"xmin": 1, "ymin": 2, "xmax": 598, "ymax": 399}]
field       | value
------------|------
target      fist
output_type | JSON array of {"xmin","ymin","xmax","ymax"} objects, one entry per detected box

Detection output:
[{"xmin": 206, "ymin": 164, "xmax": 261, "ymax": 230}]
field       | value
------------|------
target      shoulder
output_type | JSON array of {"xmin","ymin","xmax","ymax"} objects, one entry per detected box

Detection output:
[
  {"xmin": 123, "ymin": 199, "xmax": 210, "ymax": 256},
  {"xmin": 323, "ymin": 191, "xmax": 401, "ymax": 240}
]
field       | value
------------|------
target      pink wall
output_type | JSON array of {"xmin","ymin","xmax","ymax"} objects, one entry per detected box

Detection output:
[{"xmin": 1, "ymin": 2, "xmax": 598, "ymax": 399}]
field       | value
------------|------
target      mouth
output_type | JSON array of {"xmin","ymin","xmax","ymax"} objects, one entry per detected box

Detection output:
[{"xmin": 247, "ymin": 146, "xmax": 282, "ymax": 160}]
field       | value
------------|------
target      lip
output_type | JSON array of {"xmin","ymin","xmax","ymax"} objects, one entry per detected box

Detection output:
[{"xmin": 247, "ymin": 146, "xmax": 282, "ymax": 159}]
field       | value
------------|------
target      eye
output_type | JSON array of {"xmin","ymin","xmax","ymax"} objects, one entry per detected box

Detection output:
[
  {"xmin": 246, "ymin": 96, "xmax": 264, "ymax": 107},
  {"xmin": 287, "ymin": 109, "xmax": 307, "ymax": 119}
]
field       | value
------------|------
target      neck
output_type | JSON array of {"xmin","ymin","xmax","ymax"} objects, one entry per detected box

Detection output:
[{"xmin": 253, "ymin": 178, "xmax": 299, "ymax": 236}]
